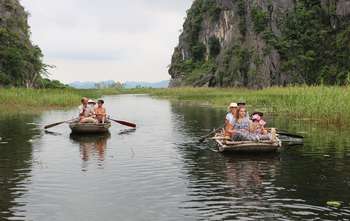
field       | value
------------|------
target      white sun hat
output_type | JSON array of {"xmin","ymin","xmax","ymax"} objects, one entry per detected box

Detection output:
[{"xmin": 227, "ymin": 102, "xmax": 238, "ymax": 111}]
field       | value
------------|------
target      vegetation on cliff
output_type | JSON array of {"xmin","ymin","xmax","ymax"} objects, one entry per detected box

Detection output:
[
  {"xmin": 169, "ymin": 0, "xmax": 350, "ymax": 88},
  {"xmin": 0, "ymin": 0, "xmax": 64, "ymax": 88},
  {"xmin": 271, "ymin": 1, "xmax": 350, "ymax": 85}
]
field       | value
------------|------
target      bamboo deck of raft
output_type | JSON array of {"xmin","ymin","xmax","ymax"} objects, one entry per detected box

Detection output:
[{"xmin": 212, "ymin": 131, "xmax": 282, "ymax": 153}]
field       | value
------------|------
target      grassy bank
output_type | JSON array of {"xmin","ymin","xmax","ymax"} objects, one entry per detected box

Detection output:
[
  {"xmin": 3, "ymin": 86, "xmax": 349, "ymax": 124},
  {"xmin": 0, "ymin": 88, "xmax": 120, "ymax": 113},
  {"xmin": 127, "ymin": 86, "xmax": 350, "ymax": 124}
]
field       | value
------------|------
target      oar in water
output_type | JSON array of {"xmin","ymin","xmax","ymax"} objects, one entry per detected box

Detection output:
[
  {"xmin": 267, "ymin": 128, "xmax": 304, "ymax": 139},
  {"xmin": 44, "ymin": 118, "xmax": 78, "ymax": 129},
  {"xmin": 109, "ymin": 118, "xmax": 136, "ymax": 128},
  {"xmin": 276, "ymin": 131, "xmax": 304, "ymax": 139},
  {"xmin": 199, "ymin": 126, "xmax": 223, "ymax": 143}
]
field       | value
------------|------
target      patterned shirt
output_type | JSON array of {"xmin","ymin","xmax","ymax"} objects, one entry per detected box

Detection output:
[{"xmin": 234, "ymin": 118, "xmax": 250, "ymax": 130}]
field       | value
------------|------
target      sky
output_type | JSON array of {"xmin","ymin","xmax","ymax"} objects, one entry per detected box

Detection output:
[{"xmin": 20, "ymin": 0, "xmax": 192, "ymax": 83}]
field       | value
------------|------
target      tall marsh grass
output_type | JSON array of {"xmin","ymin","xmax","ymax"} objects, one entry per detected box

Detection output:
[
  {"xmin": 127, "ymin": 86, "xmax": 350, "ymax": 124},
  {"xmin": 0, "ymin": 88, "xmax": 120, "ymax": 112}
]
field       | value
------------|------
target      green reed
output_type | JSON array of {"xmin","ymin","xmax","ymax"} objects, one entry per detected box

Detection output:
[
  {"xmin": 0, "ymin": 88, "xmax": 121, "ymax": 113},
  {"xmin": 126, "ymin": 86, "xmax": 350, "ymax": 124}
]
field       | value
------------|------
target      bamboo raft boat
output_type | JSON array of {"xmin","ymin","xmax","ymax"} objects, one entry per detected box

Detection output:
[
  {"xmin": 69, "ymin": 121, "xmax": 111, "ymax": 134},
  {"xmin": 212, "ymin": 130, "xmax": 282, "ymax": 153}
]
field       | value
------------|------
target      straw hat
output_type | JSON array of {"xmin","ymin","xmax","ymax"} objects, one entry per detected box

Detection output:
[
  {"xmin": 88, "ymin": 99, "xmax": 96, "ymax": 104},
  {"xmin": 227, "ymin": 102, "xmax": 238, "ymax": 111}
]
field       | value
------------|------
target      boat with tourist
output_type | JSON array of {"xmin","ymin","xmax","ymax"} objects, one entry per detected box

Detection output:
[
  {"xmin": 211, "ymin": 129, "xmax": 282, "ymax": 153},
  {"xmin": 69, "ymin": 120, "xmax": 112, "ymax": 134}
]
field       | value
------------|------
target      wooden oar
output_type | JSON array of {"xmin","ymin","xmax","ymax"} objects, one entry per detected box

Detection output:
[
  {"xmin": 199, "ymin": 126, "xmax": 223, "ymax": 143},
  {"xmin": 276, "ymin": 131, "xmax": 304, "ymax": 139},
  {"xmin": 44, "ymin": 118, "xmax": 78, "ymax": 129},
  {"xmin": 267, "ymin": 128, "xmax": 304, "ymax": 139},
  {"xmin": 109, "ymin": 118, "xmax": 136, "ymax": 128}
]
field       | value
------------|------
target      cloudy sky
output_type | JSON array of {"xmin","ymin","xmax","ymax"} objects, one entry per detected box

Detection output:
[{"xmin": 20, "ymin": 0, "xmax": 192, "ymax": 83}]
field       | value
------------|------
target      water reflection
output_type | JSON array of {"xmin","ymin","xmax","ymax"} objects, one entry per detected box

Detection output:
[
  {"xmin": 171, "ymin": 102, "xmax": 350, "ymax": 219},
  {"xmin": 224, "ymin": 154, "xmax": 279, "ymax": 191},
  {"xmin": 118, "ymin": 128, "xmax": 136, "ymax": 135},
  {"xmin": 70, "ymin": 133, "xmax": 110, "ymax": 170},
  {"xmin": 0, "ymin": 115, "xmax": 39, "ymax": 220},
  {"xmin": 1, "ymin": 95, "xmax": 350, "ymax": 220}
]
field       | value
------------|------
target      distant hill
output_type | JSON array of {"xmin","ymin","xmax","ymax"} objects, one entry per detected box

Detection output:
[
  {"xmin": 123, "ymin": 80, "xmax": 169, "ymax": 88},
  {"xmin": 69, "ymin": 80, "xmax": 117, "ymax": 89},
  {"xmin": 69, "ymin": 80, "xmax": 169, "ymax": 89}
]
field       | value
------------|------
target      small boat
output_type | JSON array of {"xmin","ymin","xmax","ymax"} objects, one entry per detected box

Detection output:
[
  {"xmin": 212, "ymin": 130, "xmax": 282, "ymax": 153},
  {"xmin": 69, "ymin": 121, "xmax": 111, "ymax": 134}
]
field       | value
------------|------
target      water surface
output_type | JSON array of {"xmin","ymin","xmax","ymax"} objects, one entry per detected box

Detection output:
[{"xmin": 0, "ymin": 94, "xmax": 349, "ymax": 220}]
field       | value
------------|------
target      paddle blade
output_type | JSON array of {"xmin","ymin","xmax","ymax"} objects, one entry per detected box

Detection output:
[
  {"xmin": 277, "ymin": 131, "xmax": 304, "ymax": 139},
  {"xmin": 110, "ymin": 119, "xmax": 136, "ymax": 128},
  {"xmin": 44, "ymin": 121, "xmax": 65, "ymax": 129}
]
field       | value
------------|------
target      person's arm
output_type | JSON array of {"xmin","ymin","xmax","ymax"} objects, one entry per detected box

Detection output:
[
  {"xmin": 88, "ymin": 107, "xmax": 95, "ymax": 116},
  {"xmin": 79, "ymin": 106, "xmax": 85, "ymax": 117},
  {"xmin": 247, "ymin": 120, "xmax": 254, "ymax": 132},
  {"xmin": 261, "ymin": 126, "xmax": 268, "ymax": 135},
  {"xmin": 224, "ymin": 122, "xmax": 235, "ymax": 137}
]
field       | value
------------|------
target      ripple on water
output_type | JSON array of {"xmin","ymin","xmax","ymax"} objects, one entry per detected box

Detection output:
[{"xmin": 1, "ymin": 95, "xmax": 350, "ymax": 220}]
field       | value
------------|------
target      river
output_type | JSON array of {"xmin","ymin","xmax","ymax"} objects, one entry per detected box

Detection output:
[{"xmin": 0, "ymin": 94, "xmax": 349, "ymax": 220}]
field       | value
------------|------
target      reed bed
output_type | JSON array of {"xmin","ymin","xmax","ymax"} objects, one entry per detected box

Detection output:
[
  {"xmin": 127, "ymin": 86, "xmax": 350, "ymax": 124},
  {"xmin": 0, "ymin": 88, "xmax": 120, "ymax": 113}
]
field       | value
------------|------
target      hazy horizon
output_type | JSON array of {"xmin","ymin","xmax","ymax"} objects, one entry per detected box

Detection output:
[{"xmin": 21, "ymin": 0, "xmax": 192, "ymax": 83}]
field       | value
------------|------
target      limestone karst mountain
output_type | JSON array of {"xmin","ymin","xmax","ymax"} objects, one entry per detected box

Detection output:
[{"xmin": 169, "ymin": 0, "xmax": 350, "ymax": 88}]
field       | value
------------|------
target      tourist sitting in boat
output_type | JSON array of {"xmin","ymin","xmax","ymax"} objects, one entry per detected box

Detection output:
[
  {"xmin": 250, "ymin": 113, "xmax": 270, "ymax": 140},
  {"xmin": 79, "ymin": 97, "xmax": 98, "ymax": 123},
  {"xmin": 94, "ymin": 99, "xmax": 107, "ymax": 124},
  {"xmin": 231, "ymin": 106, "xmax": 252, "ymax": 141},
  {"xmin": 88, "ymin": 99, "xmax": 97, "ymax": 109},
  {"xmin": 237, "ymin": 101, "xmax": 249, "ymax": 119},
  {"xmin": 224, "ymin": 103, "xmax": 238, "ymax": 138}
]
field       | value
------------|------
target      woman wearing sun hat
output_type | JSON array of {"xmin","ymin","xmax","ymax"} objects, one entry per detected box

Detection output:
[{"xmin": 224, "ymin": 102, "xmax": 238, "ymax": 138}]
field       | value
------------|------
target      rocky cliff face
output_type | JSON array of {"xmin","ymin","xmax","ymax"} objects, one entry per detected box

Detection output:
[
  {"xmin": 169, "ymin": 0, "xmax": 350, "ymax": 88},
  {"xmin": 0, "ymin": 0, "xmax": 29, "ymax": 38},
  {"xmin": 0, "ymin": 0, "xmax": 45, "ymax": 87}
]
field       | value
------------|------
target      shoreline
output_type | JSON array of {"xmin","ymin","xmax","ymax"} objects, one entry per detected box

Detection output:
[
  {"xmin": 2, "ymin": 86, "xmax": 350, "ymax": 126},
  {"xmin": 125, "ymin": 86, "xmax": 350, "ymax": 125},
  {"xmin": 0, "ymin": 88, "xmax": 121, "ymax": 114}
]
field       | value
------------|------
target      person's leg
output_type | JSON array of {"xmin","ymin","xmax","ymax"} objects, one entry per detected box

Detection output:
[
  {"xmin": 83, "ymin": 117, "xmax": 98, "ymax": 123},
  {"xmin": 101, "ymin": 116, "xmax": 105, "ymax": 124}
]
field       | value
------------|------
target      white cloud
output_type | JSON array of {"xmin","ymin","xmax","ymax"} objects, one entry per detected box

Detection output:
[{"xmin": 20, "ymin": 0, "xmax": 192, "ymax": 83}]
